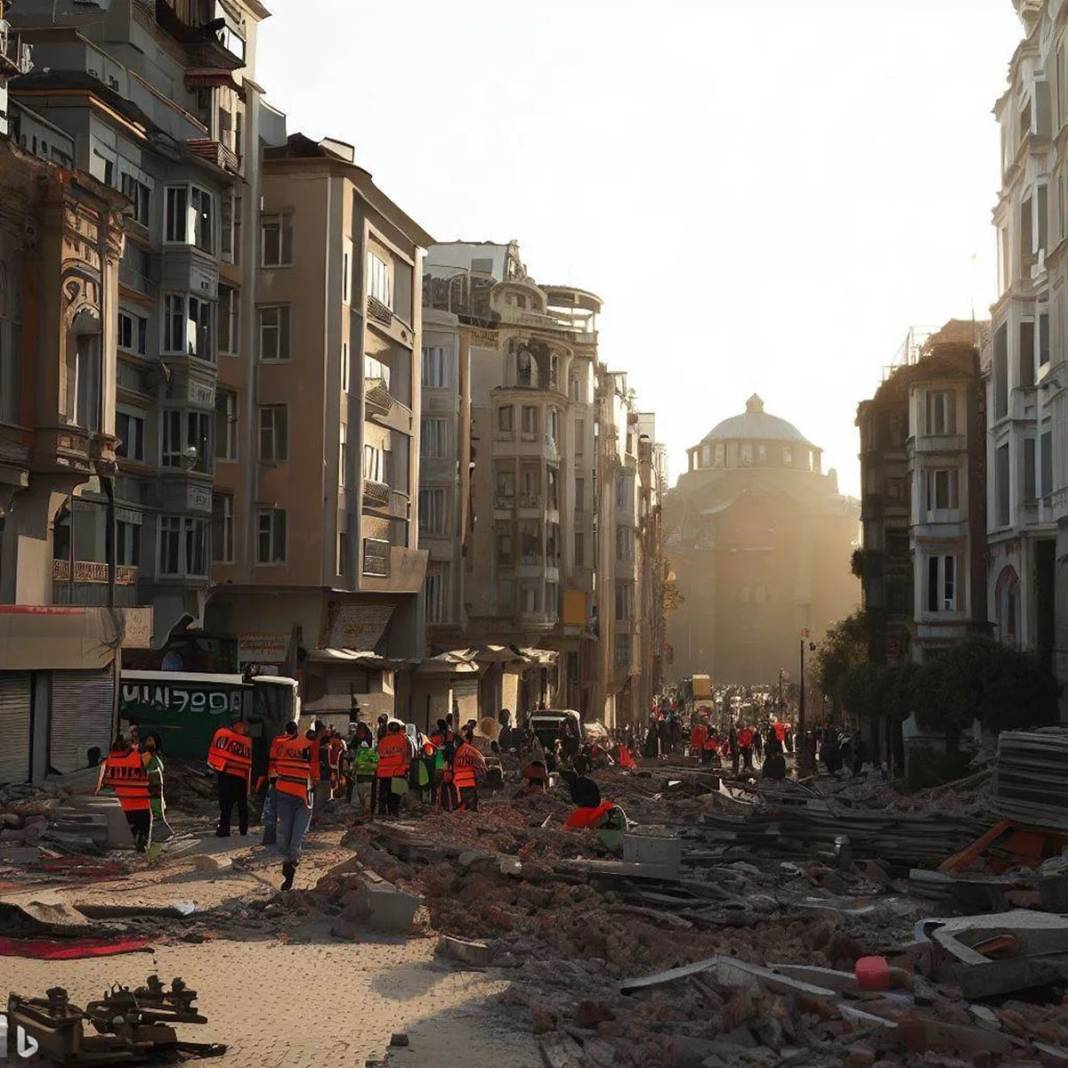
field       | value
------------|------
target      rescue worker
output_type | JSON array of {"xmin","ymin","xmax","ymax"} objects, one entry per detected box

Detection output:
[
  {"xmin": 141, "ymin": 734, "xmax": 172, "ymax": 842},
  {"xmin": 690, "ymin": 719, "xmax": 709, "ymax": 761},
  {"xmin": 452, "ymin": 727, "xmax": 487, "ymax": 811},
  {"xmin": 259, "ymin": 726, "xmax": 290, "ymax": 847},
  {"xmin": 272, "ymin": 721, "xmax": 315, "ymax": 890},
  {"xmin": 308, "ymin": 722, "xmax": 331, "ymax": 826},
  {"xmin": 563, "ymin": 777, "xmax": 628, "ymax": 853},
  {"xmin": 207, "ymin": 719, "xmax": 252, "ymax": 837},
  {"xmin": 96, "ymin": 734, "xmax": 152, "ymax": 852},
  {"xmin": 738, "ymin": 724, "xmax": 755, "ymax": 770},
  {"xmin": 703, "ymin": 726, "xmax": 720, "ymax": 766},
  {"xmin": 376, "ymin": 719, "xmax": 411, "ymax": 818}
]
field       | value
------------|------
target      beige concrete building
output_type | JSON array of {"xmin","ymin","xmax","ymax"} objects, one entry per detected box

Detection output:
[{"xmin": 204, "ymin": 133, "xmax": 432, "ymax": 726}]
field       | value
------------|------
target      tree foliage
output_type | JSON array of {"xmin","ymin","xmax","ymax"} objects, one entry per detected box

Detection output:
[{"xmin": 816, "ymin": 611, "xmax": 869, "ymax": 714}]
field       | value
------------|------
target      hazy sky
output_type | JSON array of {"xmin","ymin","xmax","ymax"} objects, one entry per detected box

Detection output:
[{"xmin": 259, "ymin": 0, "xmax": 1019, "ymax": 497}]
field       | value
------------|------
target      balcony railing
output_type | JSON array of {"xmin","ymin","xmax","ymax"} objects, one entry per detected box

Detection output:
[
  {"xmin": 367, "ymin": 295, "xmax": 393, "ymax": 327},
  {"xmin": 362, "ymin": 478, "xmax": 390, "ymax": 508},
  {"xmin": 518, "ymin": 493, "xmax": 540, "ymax": 509},
  {"xmin": 365, "ymin": 377, "xmax": 394, "ymax": 419},
  {"xmin": 53, "ymin": 559, "xmax": 139, "ymax": 585},
  {"xmin": 186, "ymin": 137, "xmax": 240, "ymax": 175},
  {"xmin": 362, "ymin": 537, "xmax": 390, "ymax": 577},
  {"xmin": 0, "ymin": 22, "xmax": 33, "ymax": 77}
]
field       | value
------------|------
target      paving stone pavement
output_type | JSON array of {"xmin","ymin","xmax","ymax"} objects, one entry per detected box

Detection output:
[{"xmin": 3, "ymin": 938, "xmax": 541, "ymax": 1067}]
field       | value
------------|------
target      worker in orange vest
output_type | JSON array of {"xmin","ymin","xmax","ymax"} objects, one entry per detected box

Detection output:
[
  {"xmin": 376, "ymin": 719, "xmax": 411, "ymax": 818},
  {"xmin": 207, "ymin": 720, "xmax": 252, "ymax": 837},
  {"xmin": 96, "ymin": 734, "xmax": 152, "ymax": 852},
  {"xmin": 738, "ymin": 725, "xmax": 755, "ymax": 770},
  {"xmin": 258, "ymin": 727, "xmax": 289, "ymax": 847},
  {"xmin": 690, "ymin": 720, "xmax": 709, "ymax": 761},
  {"xmin": 272, "ymin": 721, "xmax": 314, "ymax": 890},
  {"xmin": 451, "ymin": 727, "xmax": 487, "ymax": 811}
]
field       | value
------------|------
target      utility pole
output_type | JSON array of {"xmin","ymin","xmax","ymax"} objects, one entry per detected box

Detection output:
[{"xmin": 799, "ymin": 629, "xmax": 809, "ymax": 755}]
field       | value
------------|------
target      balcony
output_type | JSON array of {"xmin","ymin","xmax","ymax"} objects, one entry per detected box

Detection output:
[
  {"xmin": 360, "ymin": 542, "xmax": 428, "ymax": 594},
  {"xmin": 155, "ymin": 1, "xmax": 245, "ymax": 72},
  {"xmin": 367, "ymin": 295, "xmax": 393, "ymax": 328},
  {"xmin": 0, "ymin": 23, "xmax": 33, "ymax": 79},
  {"xmin": 364, "ymin": 378, "xmax": 413, "ymax": 434},
  {"xmin": 186, "ymin": 137, "xmax": 240, "ymax": 176},
  {"xmin": 53, "ymin": 560, "xmax": 139, "ymax": 586},
  {"xmin": 518, "ymin": 493, "xmax": 541, "ymax": 510},
  {"xmin": 362, "ymin": 478, "xmax": 390, "ymax": 509}
]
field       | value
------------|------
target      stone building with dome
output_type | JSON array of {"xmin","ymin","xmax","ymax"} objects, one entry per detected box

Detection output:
[{"xmin": 665, "ymin": 395, "xmax": 860, "ymax": 686}]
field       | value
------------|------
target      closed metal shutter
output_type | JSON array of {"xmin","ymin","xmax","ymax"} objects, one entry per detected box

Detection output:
[
  {"xmin": 0, "ymin": 674, "xmax": 31, "ymax": 785},
  {"xmin": 51, "ymin": 670, "xmax": 115, "ymax": 776}
]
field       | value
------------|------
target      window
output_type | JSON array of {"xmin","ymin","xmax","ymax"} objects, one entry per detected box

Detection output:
[
  {"xmin": 1042, "ymin": 429, "xmax": 1053, "ymax": 497},
  {"xmin": 339, "ymin": 424, "xmax": 347, "ymax": 487},
  {"xmin": 422, "ymin": 346, "xmax": 450, "ymax": 388},
  {"xmin": 996, "ymin": 442, "xmax": 1011, "ymax": 527},
  {"xmin": 547, "ymin": 466, "xmax": 559, "ymax": 510},
  {"xmin": 994, "ymin": 323, "xmax": 1009, "ymax": 420},
  {"xmin": 575, "ymin": 477, "xmax": 584, "ymax": 512},
  {"xmin": 740, "ymin": 443, "xmax": 753, "ymax": 465},
  {"xmin": 782, "ymin": 446, "xmax": 793, "ymax": 466},
  {"xmin": 575, "ymin": 417, "xmax": 585, "ymax": 453},
  {"xmin": 258, "ymin": 405, "xmax": 288, "ymax": 462},
  {"xmin": 520, "ymin": 520, "xmax": 541, "ymax": 564},
  {"xmin": 545, "ymin": 581, "xmax": 558, "ymax": 615},
  {"xmin": 367, "ymin": 251, "xmax": 392, "ymax": 307},
  {"xmin": 549, "ymin": 354, "xmax": 559, "ymax": 388},
  {"xmin": 215, "ymin": 391, "xmax": 237, "ymax": 461},
  {"xmin": 186, "ymin": 411, "xmax": 212, "ymax": 473},
  {"xmin": 926, "ymin": 554, "xmax": 957, "ymax": 612},
  {"xmin": 520, "ymin": 582, "xmax": 540, "ymax": 614},
  {"xmin": 165, "ymin": 185, "xmax": 213, "ymax": 252},
  {"xmin": 341, "ymin": 342, "xmax": 350, "ymax": 393},
  {"xmin": 337, "ymin": 528, "xmax": 350, "ymax": 576},
  {"xmin": 1040, "ymin": 310, "xmax": 1051, "ymax": 367},
  {"xmin": 221, "ymin": 190, "xmax": 241, "ymax": 264},
  {"xmin": 419, "ymin": 487, "xmax": 447, "ymax": 535},
  {"xmin": 364, "ymin": 353, "xmax": 391, "ymax": 388},
  {"xmin": 496, "ymin": 468, "xmax": 515, "ymax": 501},
  {"xmin": 212, "ymin": 493, "xmax": 234, "ymax": 564},
  {"xmin": 421, "ymin": 417, "xmax": 447, "ymax": 458},
  {"xmin": 714, "ymin": 442, "xmax": 725, "ymax": 466},
  {"xmin": 496, "ymin": 521, "xmax": 514, "ymax": 563},
  {"xmin": 615, "ymin": 473, "xmax": 633, "ymax": 508},
  {"xmin": 218, "ymin": 285, "xmax": 239, "ymax": 355},
  {"xmin": 548, "ymin": 406, "xmax": 560, "ymax": 445},
  {"xmin": 925, "ymin": 390, "xmax": 956, "ymax": 435},
  {"xmin": 614, "ymin": 634, "xmax": 631, "ymax": 669},
  {"xmin": 161, "ymin": 409, "xmax": 182, "ymax": 467},
  {"xmin": 520, "ymin": 464, "xmax": 540, "ymax": 501},
  {"xmin": 258, "ymin": 305, "xmax": 291, "ymax": 361},
  {"xmin": 426, "ymin": 568, "xmax": 445, "ymax": 624},
  {"xmin": 362, "ymin": 442, "xmax": 383, "ymax": 483},
  {"xmin": 516, "ymin": 348, "xmax": 533, "ymax": 386},
  {"xmin": 261, "ymin": 213, "xmax": 294, "ymax": 267},
  {"xmin": 498, "ymin": 405, "xmax": 514, "ymax": 432},
  {"xmin": 616, "ymin": 525, "xmax": 635, "ymax": 562},
  {"xmin": 1025, "ymin": 438, "xmax": 1037, "ymax": 500},
  {"xmin": 521, "ymin": 405, "xmax": 537, "ymax": 435},
  {"xmin": 117, "ymin": 309, "xmax": 147, "ymax": 355},
  {"xmin": 1020, "ymin": 320, "xmax": 1036, "ymax": 388},
  {"xmin": 546, "ymin": 521, "xmax": 560, "ymax": 562},
  {"xmin": 574, "ymin": 530, "xmax": 585, "ymax": 567},
  {"xmin": 342, "ymin": 239, "xmax": 352, "ymax": 304},
  {"xmin": 116, "ymin": 520, "xmax": 140, "ymax": 567},
  {"xmin": 256, "ymin": 509, "xmax": 287, "ymax": 564},
  {"xmin": 115, "ymin": 410, "xmax": 144, "ymax": 461},
  {"xmin": 163, "ymin": 295, "xmax": 213, "ymax": 360},
  {"xmin": 120, "ymin": 173, "xmax": 150, "ymax": 226},
  {"xmin": 756, "ymin": 444, "xmax": 768, "ymax": 465},
  {"xmin": 158, "ymin": 515, "xmax": 208, "ymax": 577},
  {"xmin": 925, "ymin": 469, "xmax": 959, "ymax": 512}
]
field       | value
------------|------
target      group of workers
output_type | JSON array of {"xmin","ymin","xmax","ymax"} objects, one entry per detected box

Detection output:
[{"xmin": 94, "ymin": 724, "xmax": 171, "ymax": 854}]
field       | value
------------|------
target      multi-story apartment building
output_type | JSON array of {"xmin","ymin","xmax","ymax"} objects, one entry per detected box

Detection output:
[
  {"xmin": 0, "ymin": 71, "xmax": 144, "ymax": 783},
  {"xmin": 856, "ymin": 322, "xmax": 989, "ymax": 664},
  {"xmin": 991, "ymin": 1, "xmax": 1063, "ymax": 700},
  {"xmin": 423, "ymin": 242, "xmax": 610, "ymax": 718},
  {"xmin": 203, "ymin": 132, "xmax": 432, "ymax": 721},
  {"xmin": 0, "ymin": 0, "xmax": 32, "ymax": 135},
  {"xmin": 7, "ymin": 0, "xmax": 270, "ymax": 653}
]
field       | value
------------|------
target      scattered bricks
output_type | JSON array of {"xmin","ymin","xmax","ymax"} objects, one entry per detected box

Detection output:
[
  {"xmin": 531, "ymin": 1005, "xmax": 556, "ymax": 1035},
  {"xmin": 436, "ymin": 935, "xmax": 492, "ymax": 967},
  {"xmin": 845, "ymin": 1045, "xmax": 876, "ymax": 1068}
]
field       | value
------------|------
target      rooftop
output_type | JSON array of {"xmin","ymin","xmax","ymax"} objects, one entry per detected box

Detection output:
[{"xmin": 698, "ymin": 394, "xmax": 814, "ymax": 447}]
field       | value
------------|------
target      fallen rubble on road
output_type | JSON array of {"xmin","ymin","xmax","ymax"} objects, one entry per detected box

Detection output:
[{"xmin": 331, "ymin": 759, "xmax": 1068, "ymax": 1068}]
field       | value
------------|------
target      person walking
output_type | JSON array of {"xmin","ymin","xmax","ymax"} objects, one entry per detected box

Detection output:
[
  {"xmin": 141, "ymin": 735, "xmax": 173, "ymax": 842},
  {"xmin": 207, "ymin": 719, "xmax": 252, "ymax": 837},
  {"xmin": 376, "ymin": 719, "xmax": 411, "ymax": 818},
  {"xmin": 738, "ymin": 725, "xmax": 754, "ymax": 770},
  {"xmin": 308, "ymin": 723, "xmax": 332, "ymax": 826},
  {"xmin": 452, "ymin": 728, "xmax": 487, "ymax": 811},
  {"xmin": 96, "ymin": 734, "xmax": 152, "ymax": 852},
  {"xmin": 690, "ymin": 719, "xmax": 709, "ymax": 761},
  {"xmin": 259, "ymin": 726, "xmax": 289, "ymax": 847},
  {"xmin": 271, "ymin": 721, "xmax": 314, "ymax": 891}
]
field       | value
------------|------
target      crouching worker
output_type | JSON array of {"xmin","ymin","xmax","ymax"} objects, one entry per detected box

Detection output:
[{"xmin": 563, "ymin": 777, "xmax": 628, "ymax": 853}]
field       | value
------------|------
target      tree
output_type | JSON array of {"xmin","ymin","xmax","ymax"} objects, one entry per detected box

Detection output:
[
  {"xmin": 816, "ymin": 611, "xmax": 869, "ymax": 717},
  {"xmin": 662, "ymin": 561, "xmax": 684, "ymax": 614},
  {"xmin": 913, "ymin": 637, "xmax": 1060, "ymax": 741}
]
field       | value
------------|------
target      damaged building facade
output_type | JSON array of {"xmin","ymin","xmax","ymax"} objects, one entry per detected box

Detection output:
[
  {"xmin": 421, "ymin": 242, "xmax": 667, "ymax": 726},
  {"xmin": 665, "ymin": 395, "xmax": 860, "ymax": 685}
]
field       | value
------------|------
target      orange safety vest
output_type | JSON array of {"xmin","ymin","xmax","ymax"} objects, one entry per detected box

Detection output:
[
  {"xmin": 103, "ymin": 750, "xmax": 151, "ymax": 812},
  {"xmin": 704, "ymin": 733, "xmax": 720, "ymax": 751},
  {"xmin": 377, "ymin": 732, "xmax": 410, "ymax": 779},
  {"xmin": 774, "ymin": 722, "xmax": 786, "ymax": 742},
  {"xmin": 206, "ymin": 727, "xmax": 252, "ymax": 782},
  {"xmin": 738, "ymin": 728, "xmax": 753, "ymax": 748},
  {"xmin": 452, "ymin": 742, "xmax": 484, "ymax": 790},
  {"xmin": 274, "ymin": 736, "xmax": 314, "ymax": 805},
  {"xmin": 564, "ymin": 801, "xmax": 616, "ymax": 830},
  {"xmin": 690, "ymin": 724, "xmax": 708, "ymax": 751}
]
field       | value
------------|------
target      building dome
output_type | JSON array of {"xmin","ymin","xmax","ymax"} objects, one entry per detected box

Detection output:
[{"xmin": 700, "ymin": 394, "xmax": 812, "ymax": 446}]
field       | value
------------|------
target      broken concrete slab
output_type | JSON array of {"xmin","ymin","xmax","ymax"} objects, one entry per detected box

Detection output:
[
  {"xmin": 340, "ymin": 867, "xmax": 423, "ymax": 934},
  {"xmin": 436, "ymin": 935, "xmax": 491, "ymax": 967}
]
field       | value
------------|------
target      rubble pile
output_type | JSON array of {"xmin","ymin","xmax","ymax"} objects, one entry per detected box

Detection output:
[{"xmin": 334, "ymin": 765, "xmax": 1068, "ymax": 1068}]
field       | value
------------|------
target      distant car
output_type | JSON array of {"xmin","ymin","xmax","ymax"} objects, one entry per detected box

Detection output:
[{"xmin": 529, "ymin": 709, "xmax": 582, "ymax": 752}]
